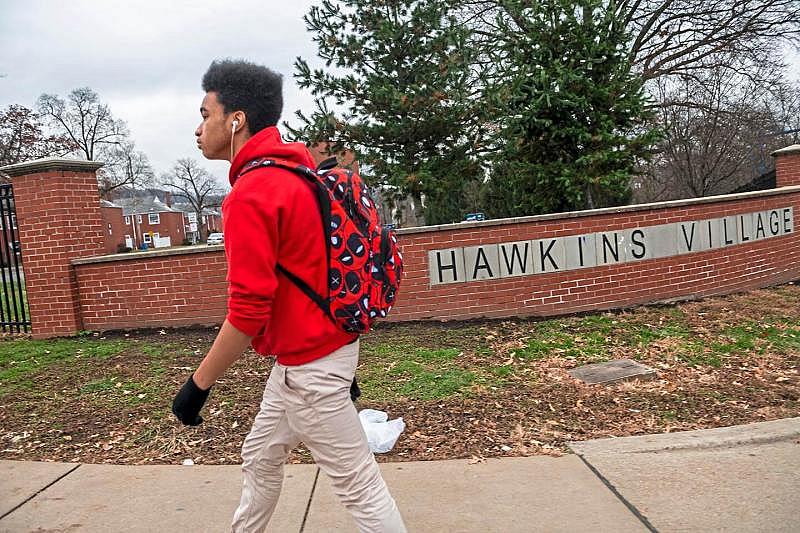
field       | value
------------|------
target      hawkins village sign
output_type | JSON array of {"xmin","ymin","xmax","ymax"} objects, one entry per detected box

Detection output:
[{"xmin": 428, "ymin": 207, "xmax": 794, "ymax": 285}]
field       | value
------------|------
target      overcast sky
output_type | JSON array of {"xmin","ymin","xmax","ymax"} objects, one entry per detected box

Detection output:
[
  {"xmin": 0, "ymin": 0, "xmax": 323, "ymax": 186},
  {"xmin": 1, "ymin": 1, "xmax": 799, "ymax": 188}
]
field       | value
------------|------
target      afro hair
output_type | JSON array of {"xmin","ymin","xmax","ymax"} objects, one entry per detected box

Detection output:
[{"xmin": 202, "ymin": 59, "xmax": 283, "ymax": 134}]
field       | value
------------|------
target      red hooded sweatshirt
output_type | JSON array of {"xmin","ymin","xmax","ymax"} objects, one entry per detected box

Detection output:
[{"xmin": 223, "ymin": 126, "xmax": 357, "ymax": 365}]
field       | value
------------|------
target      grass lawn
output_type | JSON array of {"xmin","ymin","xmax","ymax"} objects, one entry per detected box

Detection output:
[{"xmin": 0, "ymin": 282, "xmax": 798, "ymax": 465}]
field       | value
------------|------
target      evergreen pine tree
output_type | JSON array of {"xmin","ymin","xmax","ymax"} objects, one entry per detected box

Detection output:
[
  {"xmin": 484, "ymin": 0, "xmax": 660, "ymax": 217},
  {"xmin": 289, "ymin": 0, "xmax": 485, "ymax": 226}
]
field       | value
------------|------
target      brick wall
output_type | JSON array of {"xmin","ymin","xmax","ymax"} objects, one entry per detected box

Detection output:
[
  {"xmin": 4, "ymin": 150, "xmax": 800, "ymax": 338},
  {"xmin": 2, "ymin": 160, "xmax": 105, "ymax": 337},
  {"xmin": 74, "ymin": 248, "xmax": 227, "ymax": 330},
  {"xmin": 389, "ymin": 190, "xmax": 800, "ymax": 322},
  {"xmin": 69, "ymin": 187, "xmax": 800, "ymax": 333}
]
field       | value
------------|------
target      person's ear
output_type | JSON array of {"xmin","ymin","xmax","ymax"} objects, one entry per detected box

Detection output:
[{"xmin": 231, "ymin": 112, "xmax": 246, "ymax": 134}]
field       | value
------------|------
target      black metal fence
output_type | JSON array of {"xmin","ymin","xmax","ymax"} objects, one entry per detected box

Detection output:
[{"xmin": 0, "ymin": 183, "xmax": 30, "ymax": 333}]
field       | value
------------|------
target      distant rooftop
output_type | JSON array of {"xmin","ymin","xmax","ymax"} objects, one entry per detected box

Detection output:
[
  {"xmin": 107, "ymin": 196, "xmax": 184, "ymax": 216},
  {"xmin": 102, "ymin": 197, "xmax": 221, "ymax": 217}
]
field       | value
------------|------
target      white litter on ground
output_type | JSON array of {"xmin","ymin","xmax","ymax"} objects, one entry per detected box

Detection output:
[{"xmin": 358, "ymin": 409, "xmax": 405, "ymax": 454}]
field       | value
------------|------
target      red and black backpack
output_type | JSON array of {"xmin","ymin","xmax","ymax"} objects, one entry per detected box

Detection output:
[{"xmin": 237, "ymin": 156, "xmax": 403, "ymax": 334}]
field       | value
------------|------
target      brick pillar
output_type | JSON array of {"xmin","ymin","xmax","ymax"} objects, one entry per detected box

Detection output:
[
  {"xmin": 773, "ymin": 144, "xmax": 800, "ymax": 187},
  {"xmin": 0, "ymin": 159, "xmax": 105, "ymax": 338}
]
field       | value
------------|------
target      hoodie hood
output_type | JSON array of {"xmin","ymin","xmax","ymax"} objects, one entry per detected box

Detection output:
[{"xmin": 229, "ymin": 126, "xmax": 317, "ymax": 186}]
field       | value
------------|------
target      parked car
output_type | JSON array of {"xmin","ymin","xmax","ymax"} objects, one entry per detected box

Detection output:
[
  {"xmin": 464, "ymin": 212, "xmax": 486, "ymax": 222},
  {"xmin": 207, "ymin": 233, "xmax": 224, "ymax": 245}
]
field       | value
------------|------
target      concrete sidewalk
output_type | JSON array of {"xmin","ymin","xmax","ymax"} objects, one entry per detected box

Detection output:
[{"xmin": 1, "ymin": 418, "xmax": 798, "ymax": 532}]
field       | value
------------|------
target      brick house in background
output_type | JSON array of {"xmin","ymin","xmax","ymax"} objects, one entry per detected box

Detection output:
[
  {"xmin": 171, "ymin": 203, "xmax": 223, "ymax": 244},
  {"xmin": 207, "ymin": 208, "xmax": 222, "ymax": 233},
  {"xmin": 200, "ymin": 207, "xmax": 223, "ymax": 236},
  {"xmin": 112, "ymin": 196, "xmax": 186, "ymax": 250},
  {"xmin": 99, "ymin": 200, "xmax": 126, "ymax": 254}
]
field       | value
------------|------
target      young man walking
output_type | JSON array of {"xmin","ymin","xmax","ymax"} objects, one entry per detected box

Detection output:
[{"xmin": 171, "ymin": 59, "xmax": 407, "ymax": 533}]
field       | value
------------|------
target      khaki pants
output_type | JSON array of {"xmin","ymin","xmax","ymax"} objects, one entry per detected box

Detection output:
[{"xmin": 231, "ymin": 340, "xmax": 407, "ymax": 532}]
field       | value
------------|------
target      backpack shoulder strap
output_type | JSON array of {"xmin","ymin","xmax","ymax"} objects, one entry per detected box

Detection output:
[
  {"xmin": 276, "ymin": 263, "xmax": 330, "ymax": 317},
  {"xmin": 238, "ymin": 157, "xmax": 341, "ymax": 180},
  {"xmin": 237, "ymin": 157, "xmax": 317, "ymax": 182},
  {"xmin": 235, "ymin": 157, "xmax": 335, "ymax": 319}
]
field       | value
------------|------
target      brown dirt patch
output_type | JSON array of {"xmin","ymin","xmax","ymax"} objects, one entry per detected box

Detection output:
[{"xmin": 1, "ymin": 283, "xmax": 798, "ymax": 465}]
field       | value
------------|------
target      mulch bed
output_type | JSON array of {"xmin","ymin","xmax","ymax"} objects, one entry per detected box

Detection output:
[{"xmin": 1, "ymin": 284, "xmax": 798, "ymax": 465}]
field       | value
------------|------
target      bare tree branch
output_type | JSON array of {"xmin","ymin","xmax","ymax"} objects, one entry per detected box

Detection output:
[
  {"xmin": 639, "ymin": 68, "xmax": 800, "ymax": 200},
  {"xmin": 625, "ymin": 0, "xmax": 800, "ymax": 81},
  {"xmin": 159, "ymin": 158, "xmax": 224, "ymax": 242},
  {"xmin": 37, "ymin": 87, "xmax": 128, "ymax": 161},
  {"xmin": 98, "ymin": 141, "xmax": 155, "ymax": 197},
  {"xmin": 36, "ymin": 87, "xmax": 150, "ymax": 196}
]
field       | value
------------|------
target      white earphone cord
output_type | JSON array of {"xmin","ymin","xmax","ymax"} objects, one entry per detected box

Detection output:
[{"xmin": 230, "ymin": 121, "xmax": 237, "ymax": 161}]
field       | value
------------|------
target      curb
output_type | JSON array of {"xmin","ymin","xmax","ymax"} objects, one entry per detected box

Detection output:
[{"xmin": 568, "ymin": 417, "xmax": 800, "ymax": 456}]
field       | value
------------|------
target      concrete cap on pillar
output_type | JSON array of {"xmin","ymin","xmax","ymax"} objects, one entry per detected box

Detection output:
[
  {"xmin": 0, "ymin": 158, "xmax": 104, "ymax": 177},
  {"xmin": 771, "ymin": 144, "xmax": 800, "ymax": 157}
]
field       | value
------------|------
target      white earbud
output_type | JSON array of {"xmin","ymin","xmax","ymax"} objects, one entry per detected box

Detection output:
[{"xmin": 230, "ymin": 120, "xmax": 239, "ymax": 160}]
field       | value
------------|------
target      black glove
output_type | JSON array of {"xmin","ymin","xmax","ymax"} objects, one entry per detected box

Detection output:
[
  {"xmin": 172, "ymin": 374, "xmax": 211, "ymax": 426},
  {"xmin": 350, "ymin": 376, "xmax": 361, "ymax": 402}
]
